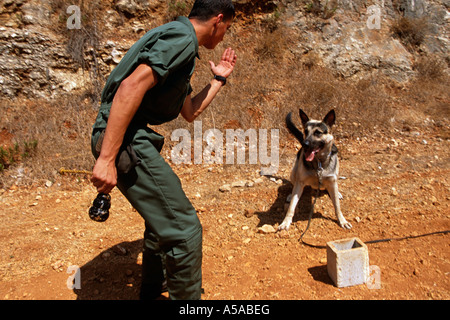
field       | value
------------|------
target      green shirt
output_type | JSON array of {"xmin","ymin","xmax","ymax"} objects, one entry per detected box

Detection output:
[{"xmin": 93, "ymin": 16, "xmax": 199, "ymax": 129}]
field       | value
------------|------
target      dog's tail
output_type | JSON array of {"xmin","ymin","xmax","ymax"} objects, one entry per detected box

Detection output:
[{"xmin": 286, "ymin": 112, "xmax": 304, "ymax": 143}]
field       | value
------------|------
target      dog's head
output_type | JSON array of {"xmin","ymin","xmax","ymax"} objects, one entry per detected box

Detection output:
[{"xmin": 299, "ymin": 109, "xmax": 335, "ymax": 162}]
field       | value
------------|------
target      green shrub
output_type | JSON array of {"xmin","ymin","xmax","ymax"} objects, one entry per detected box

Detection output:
[{"xmin": 0, "ymin": 140, "xmax": 38, "ymax": 173}]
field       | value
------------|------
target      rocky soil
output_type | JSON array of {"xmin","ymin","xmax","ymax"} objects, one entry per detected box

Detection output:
[{"xmin": 0, "ymin": 119, "xmax": 449, "ymax": 300}]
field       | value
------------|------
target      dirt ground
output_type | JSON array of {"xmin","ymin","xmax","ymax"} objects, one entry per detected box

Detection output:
[{"xmin": 0, "ymin": 115, "xmax": 449, "ymax": 301}]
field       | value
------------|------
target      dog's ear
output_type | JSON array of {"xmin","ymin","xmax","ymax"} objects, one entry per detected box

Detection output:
[
  {"xmin": 299, "ymin": 109, "xmax": 309, "ymax": 127},
  {"xmin": 323, "ymin": 109, "xmax": 336, "ymax": 128}
]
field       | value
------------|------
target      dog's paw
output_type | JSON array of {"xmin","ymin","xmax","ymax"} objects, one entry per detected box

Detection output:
[
  {"xmin": 340, "ymin": 220, "xmax": 352, "ymax": 229},
  {"xmin": 278, "ymin": 221, "xmax": 292, "ymax": 231},
  {"xmin": 338, "ymin": 192, "xmax": 343, "ymax": 200}
]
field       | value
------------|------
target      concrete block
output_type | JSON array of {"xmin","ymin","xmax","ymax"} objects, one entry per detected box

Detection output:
[{"xmin": 326, "ymin": 237, "xmax": 369, "ymax": 288}]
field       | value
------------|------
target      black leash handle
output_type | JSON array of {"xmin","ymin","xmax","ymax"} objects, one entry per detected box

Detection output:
[{"xmin": 88, "ymin": 193, "xmax": 111, "ymax": 222}]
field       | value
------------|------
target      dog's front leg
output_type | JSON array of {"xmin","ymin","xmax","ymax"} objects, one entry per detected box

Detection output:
[
  {"xmin": 278, "ymin": 182, "xmax": 304, "ymax": 231},
  {"xmin": 327, "ymin": 182, "xmax": 352, "ymax": 229}
]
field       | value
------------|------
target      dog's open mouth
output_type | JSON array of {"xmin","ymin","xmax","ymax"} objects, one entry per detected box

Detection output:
[{"xmin": 305, "ymin": 147, "xmax": 321, "ymax": 161}]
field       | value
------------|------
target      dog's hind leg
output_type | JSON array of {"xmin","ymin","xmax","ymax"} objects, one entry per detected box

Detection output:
[{"xmin": 278, "ymin": 182, "xmax": 304, "ymax": 231}]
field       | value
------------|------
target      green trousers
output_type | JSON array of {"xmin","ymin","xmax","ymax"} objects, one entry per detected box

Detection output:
[{"xmin": 91, "ymin": 126, "xmax": 202, "ymax": 300}]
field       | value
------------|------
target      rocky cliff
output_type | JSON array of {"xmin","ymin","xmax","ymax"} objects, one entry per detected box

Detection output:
[{"xmin": 0, "ymin": 0, "xmax": 448, "ymax": 100}]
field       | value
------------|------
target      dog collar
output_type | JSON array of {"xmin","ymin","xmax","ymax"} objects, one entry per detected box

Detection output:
[{"xmin": 317, "ymin": 161, "xmax": 323, "ymax": 170}]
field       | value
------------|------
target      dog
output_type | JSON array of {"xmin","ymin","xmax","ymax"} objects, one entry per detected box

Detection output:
[{"xmin": 278, "ymin": 108, "xmax": 352, "ymax": 231}]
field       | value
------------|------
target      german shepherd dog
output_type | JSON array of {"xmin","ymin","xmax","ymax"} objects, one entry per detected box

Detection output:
[{"xmin": 278, "ymin": 109, "xmax": 352, "ymax": 231}]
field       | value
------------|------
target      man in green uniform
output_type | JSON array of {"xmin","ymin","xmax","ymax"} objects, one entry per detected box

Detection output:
[{"xmin": 90, "ymin": 0, "xmax": 236, "ymax": 300}]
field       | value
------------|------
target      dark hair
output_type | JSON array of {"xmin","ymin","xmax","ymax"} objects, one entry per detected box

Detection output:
[{"xmin": 188, "ymin": 0, "xmax": 235, "ymax": 22}]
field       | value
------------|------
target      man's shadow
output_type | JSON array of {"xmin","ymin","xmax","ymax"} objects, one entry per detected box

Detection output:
[
  {"xmin": 254, "ymin": 175, "xmax": 331, "ymax": 228},
  {"xmin": 73, "ymin": 239, "xmax": 145, "ymax": 300}
]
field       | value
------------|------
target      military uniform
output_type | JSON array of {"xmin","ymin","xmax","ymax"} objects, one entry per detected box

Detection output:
[{"xmin": 91, "ymin": 16, "xmax": 202, "ymax": 300}]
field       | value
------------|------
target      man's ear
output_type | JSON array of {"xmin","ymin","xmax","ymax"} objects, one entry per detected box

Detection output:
[{"xmin": 215, "ymin": 13, "xmax": 224, "ymax": 26}]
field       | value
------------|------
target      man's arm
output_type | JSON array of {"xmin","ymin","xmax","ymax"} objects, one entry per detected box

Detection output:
[
  {"xmin": 181, "ymin": 47, "xmax": 236, "ymax": 122},
  {"xmin": 91, "ymin": 64, "xmax": 158, "ymax": 194},
  {"xmin": 181, "ymin": 80, "xmax": 223, "ymax": 123}
]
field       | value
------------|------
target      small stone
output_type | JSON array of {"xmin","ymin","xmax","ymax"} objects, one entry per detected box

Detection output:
[
  {"xmin": 277, "ymin": 229, "xmax": 289, "ymax": 239},
  {"xmin": 51, "ymin": 260, "xmax": 63, "ymax": 270},
  {"xmin": 113, "ymin": 245, "xmax": 127, "ymax": 256},
  {"xmin": 245, "ymin": 180, "xmax": 254, "ymax": 187},
  {"xmin": 244, "ymin": 209, "xmax": 255, "ymax": 218},
  {"xmin": 219, "ymin": 184, "xmax": 231, "ymax": 192},
  {"xmin": 392, "ymin": 188, "xmax": 398, "ymax": 196},
  {"xmin": 253, "ymin": 177, "xmax": 264, "ymax": 184},
  {"xmin": 231, "ymin": 181, "xmax": 246, "ymax": 188},
  {"xmin": 430, "ymin": 196, "xmax": 438, "ymax": 205},
  {"xmin": 257, "ymin": 224, "xmax": 276, "ymax": 234}
]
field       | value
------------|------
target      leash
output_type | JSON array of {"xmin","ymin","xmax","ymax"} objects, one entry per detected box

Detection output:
[
  {"xmin": 298, "ymin": 163, "xmax": 450, "ymax": 248},
  {"xmin": 298, "ymin": 161, "xmax": 323, "ymax": 246},
  {"xmin": 58, "ymin": 167, "xmax": 93, "ymax": 175},
  {"xmin": 300, "ymin": 229, "xmax": 450, "ymax": 249}
]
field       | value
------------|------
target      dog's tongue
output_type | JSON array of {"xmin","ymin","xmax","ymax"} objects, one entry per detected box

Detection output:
[{"xmin": 305, "ymin": 149, "xmax": 319, "ymax": 161}]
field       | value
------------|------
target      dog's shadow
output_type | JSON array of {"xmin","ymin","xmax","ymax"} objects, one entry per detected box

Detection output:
[{"xmin": 254, "ymin": 175, "xmax": 334, "ymax": 228}]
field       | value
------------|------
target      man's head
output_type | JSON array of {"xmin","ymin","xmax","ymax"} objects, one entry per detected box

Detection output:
[
  {"xmin": 188, "ymin": 0, "xmax": 235, "ymax": 49},
  {"xmin": 188, "ymin": 0, "xmax": 235, "ymax": 22}
]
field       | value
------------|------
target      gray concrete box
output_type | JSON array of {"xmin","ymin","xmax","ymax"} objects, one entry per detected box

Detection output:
[{"xmin": 326, "ymin": 237, "xmax": 369, "ymax": 288}]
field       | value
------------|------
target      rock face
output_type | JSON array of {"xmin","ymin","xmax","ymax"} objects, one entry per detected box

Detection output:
[
  {"xmin": 0, "ymin": 0, "xmax": 153, "ymax": 99},
  {"xmin": 283, "ymin": 0, "xmax": 449, "ymax": 81},
  {"xmin": 0, "ymin": 0, "xmax": 448, "ymax": 99}
]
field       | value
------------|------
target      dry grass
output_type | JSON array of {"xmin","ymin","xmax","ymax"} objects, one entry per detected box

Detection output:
[
  {"xmin": 391, "ymin": 16, "xmax": 430, "ymax": 50},
  {"xmin": 167, "ymin": 22, "xmax": 397, "ymax": 140},
  {"xmin": 414, "ymin": 54, "xmax": 448, "ymax": 81},
  {"xmin": 0, "ymin": 94, "xmax": 97, "ymax": 188}
]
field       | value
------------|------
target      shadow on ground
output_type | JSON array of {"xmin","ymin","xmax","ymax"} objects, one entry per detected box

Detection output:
[{"xmin": 73, "ymin": 240, "xmax": 144, "ymax": 300}]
